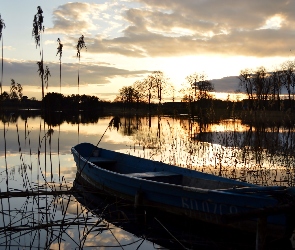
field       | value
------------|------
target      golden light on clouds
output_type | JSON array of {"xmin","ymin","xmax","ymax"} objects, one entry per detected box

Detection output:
[
  {"xmin": 1, "ymin": 0, "xmax": 294, "ymax": 101},
  {"xmin": 260, "ymin": 15, "xmax": 284, "ymax": 30}
]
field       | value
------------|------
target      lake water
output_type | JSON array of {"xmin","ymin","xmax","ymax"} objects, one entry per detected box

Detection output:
[{"xmin": 1, "ymin": 113, "xmax": 295, "ymax": 249}]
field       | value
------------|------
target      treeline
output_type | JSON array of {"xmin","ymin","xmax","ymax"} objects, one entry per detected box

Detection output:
[
  {"xmin": 238, "ymin": 61, "xmax": 295, "ymax": 111},
  {"xmin": 42, "ymin": 92, "xmax": 103, "ymax": 112},
  {"xmin": 0, "ymin": 90, "xmax": 103, "ymax": 113}
]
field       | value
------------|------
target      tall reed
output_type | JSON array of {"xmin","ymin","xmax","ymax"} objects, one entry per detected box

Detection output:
[
  {"xmin": 32, "ymin": 6, "xmax": 45, "ymax": 99},
  {"xmin": 56, "ymin": 38, "xmax": 63, "ymax": 93},
  {"xmin": 0, "ymin": 14, "xmax": 5, "ymax": 95},
  {"xmin": 55, "ymin": 38, "xmax": 63, "ymax": 180},
  {"xmin": 75, "ymin": 35, "xmax": 86, "ymax": 143},
  {"xmin": 76, "ymin": 35, "xmax": 87, "ymax": 92}
]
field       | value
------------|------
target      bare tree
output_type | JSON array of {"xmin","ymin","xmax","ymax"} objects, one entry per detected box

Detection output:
[
  {"xmin": 181, "ymin": 72, "xmax": 214, "ymax": 116},
  {"xmin": 182, "ymin": 72, "xmax": 214, "ymax": 101},
  {"xmin": 239, "ymin": 69, "xmax": 255, "ymax": 100},
  {"xmin": 252, "ymin": 67, "xmax": 271, "ymax": 109},
  {"xmin": 269, "ymin": 69, "xmax": 284, "ymax": 110},
  {"xmin": 150, "ymin": 71, "xmax": 172, "ymax": 104},
  {"xmin": 238, "ymin": 69, "xmax": 256, "ymax": 110},
  {"xmin": 135, "ymin": 71, "xmax": 173, "ymax": 114},
  {"xmin": 114, "ymin": 84, "xmax": 144, "ymax": 112},
  {"xmin": 281, "ymin": 60, "xmax": 295, "ymax": 109},
  {"xmin": 115, "ymin": 86, "xmax": 140, "ymax": 104},
  {"xmin": 136, "ymin": 74, "xmax": 155, "ymax": 113}
]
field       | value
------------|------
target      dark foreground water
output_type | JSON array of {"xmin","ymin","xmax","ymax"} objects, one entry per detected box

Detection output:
[{"xmin": 1, "ymin": 114, "xmax": 295, "ymax": 249}]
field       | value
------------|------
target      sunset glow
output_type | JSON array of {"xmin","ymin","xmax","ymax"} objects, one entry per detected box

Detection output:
[{"xmin": 0, "ymin": 1, "xmax": 294, "ymax": 101}]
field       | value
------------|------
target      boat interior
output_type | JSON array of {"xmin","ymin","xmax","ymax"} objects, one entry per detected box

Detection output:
[{"xmin": 88, "ymin": 156, "xmax": 246, "ymax": 190}]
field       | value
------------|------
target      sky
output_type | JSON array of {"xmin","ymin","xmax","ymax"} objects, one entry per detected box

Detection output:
[{"xmin": 0, "ymin": 0, "xmax": 295, "ymax": 101}]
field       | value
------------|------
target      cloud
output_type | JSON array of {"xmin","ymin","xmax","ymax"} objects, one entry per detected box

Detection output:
[
  {"xmin": 79, "ymin": 0, "xmax": 295, "ymax": 58},
  {"xmin": 1, "ymin": 59, "xmax": 150, "ymax": 89},
  {"xmin": 2, "ymin": 0, "xmax": 293, "ymax": 101},
  {"xmin": 211, "ymin": 73, "xmax": 290, "ymax": 95},
  {"xmin": 47, "ymin": 2, "xmax": 103, "ymax": 34},
  {"xmin": 211, "ymin": 76, "xmax": 240, "ymax": 93}
]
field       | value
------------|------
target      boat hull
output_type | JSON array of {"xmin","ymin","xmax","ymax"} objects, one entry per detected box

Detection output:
[{"xmin": 72, "ymin": 142, "xmax": 295, "ymax": 239}]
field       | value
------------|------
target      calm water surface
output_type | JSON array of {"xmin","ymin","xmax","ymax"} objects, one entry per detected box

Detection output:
[{"xmin": 1, "ymin": 114, "xmax": 295, "ymax": 249}]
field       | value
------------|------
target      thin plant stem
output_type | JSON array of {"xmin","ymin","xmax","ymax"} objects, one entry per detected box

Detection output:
[
  {"xmin": 0, "ymin": 14, "xmax": 5, "ymax": 95},
  {"xmin": 56, "ymin": 38, "xmax": 63, "ymax": 93},
  {"xmin": 1, "ymin": 37, "xmax": 3, "ymax": 95}
]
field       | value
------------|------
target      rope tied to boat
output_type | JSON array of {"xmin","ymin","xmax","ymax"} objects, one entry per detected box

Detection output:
[
  {"xmin": 96, "ymin": 116, "xmax": 120, "ymax": 146},
  {"xmin": 74, "ymin": 116, "xmax": 120, "ymax": 178}
]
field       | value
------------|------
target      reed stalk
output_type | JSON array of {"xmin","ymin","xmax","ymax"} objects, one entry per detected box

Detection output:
[
  {"xmin": 76, "ymin": 35, "xmax": 87, "ymax": 92},
  {"xmin": 75, "ymin": 35, "xmax": 86, "ymax": 143},
  {"xmin": 0, "ymin": 14, "xmax": 5, "ymax": 95},
  {"xmin": 56, "ymin": 38, "xmax": 63, "ymax": 93},
  {"xmin": 56, "ymin": 38, "xmax": 63, "ymax": 181}
]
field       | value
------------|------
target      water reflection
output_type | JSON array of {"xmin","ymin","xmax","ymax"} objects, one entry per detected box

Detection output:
[
  {"xmin": 72, "ymin": 179, "xmax": 269, "ymax": 250},
  {"xmin": 1, "ymin": 114, "xmax": 295, "ymax": 186},
  {"xmin": 1, "ymin": 112, "xmax": 295, "ymax": 249},
  {"xmin": 193, "ymin": 120, "xmax": 295, "ymax": 154},
  {"xmin": 0, "ymin": 154, "xmax": 161, "ymax": 249}
]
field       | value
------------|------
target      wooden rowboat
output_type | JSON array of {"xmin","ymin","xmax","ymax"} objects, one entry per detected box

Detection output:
[{"xmin": 71, "ymin": 142, "xmax": 295, "ymax": 241}]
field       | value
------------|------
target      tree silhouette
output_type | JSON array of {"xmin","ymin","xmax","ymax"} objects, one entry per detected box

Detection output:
[{"xmin": 281, "ymin": 60, "xmax": 295, "ymax": 110}]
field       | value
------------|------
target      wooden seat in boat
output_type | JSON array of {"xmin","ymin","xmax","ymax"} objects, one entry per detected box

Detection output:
[
  {"xmin": 125, "ymin": 171, "xmax": 182, "ymax": 185},
  {"xmin": 87, "ymin": 157, "xmax": 117, "ymax": 164},
  {"xmin": 126, "ymin": 171, "xmax": 180, "ymax": 178}
]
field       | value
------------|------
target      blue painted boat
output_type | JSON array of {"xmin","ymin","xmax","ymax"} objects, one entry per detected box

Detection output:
[{"xmin": 71, "ymin": 142, "xmax": 295, "ymax": 240}]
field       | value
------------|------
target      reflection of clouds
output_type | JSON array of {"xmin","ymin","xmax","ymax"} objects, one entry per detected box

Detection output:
[
  {"xmin": 0, "ymin": 116, "xmax": 161, "ymax": 249},
  {"xmin": 209, "ymin": 119, "xmax": 250, "ymax": 132},
  {"xmin": 1, "ymin": 115, "xmax": 294, "ymax": 188},
  {"xmin": 61, "ymin": 197, "xmax": 85, "ymax": 215},
  {"xmin": 48, "ymin": 198, "xmax": 142, "ymax": 249},
  {"xmin": 59, "ymin": 167, "xmax": 76, "ymax": 176},
  {"xmin": 50, "ymin": 242, "xmax": 67, "ymax": 250},
  {"xmin": 80, "ymin": 222, "xmax": 141, "ymax": 249},
  {"xmin": 2, "ymin": 113, "xmax": 294, "ymax": 248},
  {"xmin": 0, "ymin": 116, "xmax": 134, "ymax": 155}
]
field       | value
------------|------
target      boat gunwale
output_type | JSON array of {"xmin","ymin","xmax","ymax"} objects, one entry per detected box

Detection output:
[
  {"xmin": 72, "ymin": 147, "xmax": 211, "ymax": 193},
  {"xmin": 72, "ymin": 147, "xmax": 285, "ymax": 200},
  {"xmin": 71, "ymin": 143, "xmax": 295, "ymax": 240}
]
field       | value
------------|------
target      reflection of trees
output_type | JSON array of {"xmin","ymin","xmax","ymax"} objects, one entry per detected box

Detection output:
[
  {"xmin": 3, "ymin": 112, "xmax": 295, "ymax": 187},
  {"xmin": 0, "ymin": 110, "xmax": 37, "ymax": 124},
  {"xmin": 131, "ymin": 116, "xmax": 164, "ymax": 159},
  {"xmin": 42, "ymin": 111, "xmax": 103, "ymax": 127},
  {"xmin": 178, "ymin": 117, "xmax": 295, "ymax": 186},
  {"xmin": 0, "ymin": 110, "xmax": 104, "ymax": 127},
  {"xmin": 109, "ymin": 116, "xmax": 121, "ymax": 131},
  {"xmin": 116, "ymin": 116, "xmax": 142, "ymax": 136},
  {"xmin": 190, "ymin": 119, "xmax": 295, "ymax": 157},
  {"xmin": 241, "ymin": 123, "xmax": 295, "ymax": 156},
  {"xmin": 0, "ymin": 112, "xmax": 18, "ymax": 123}
]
